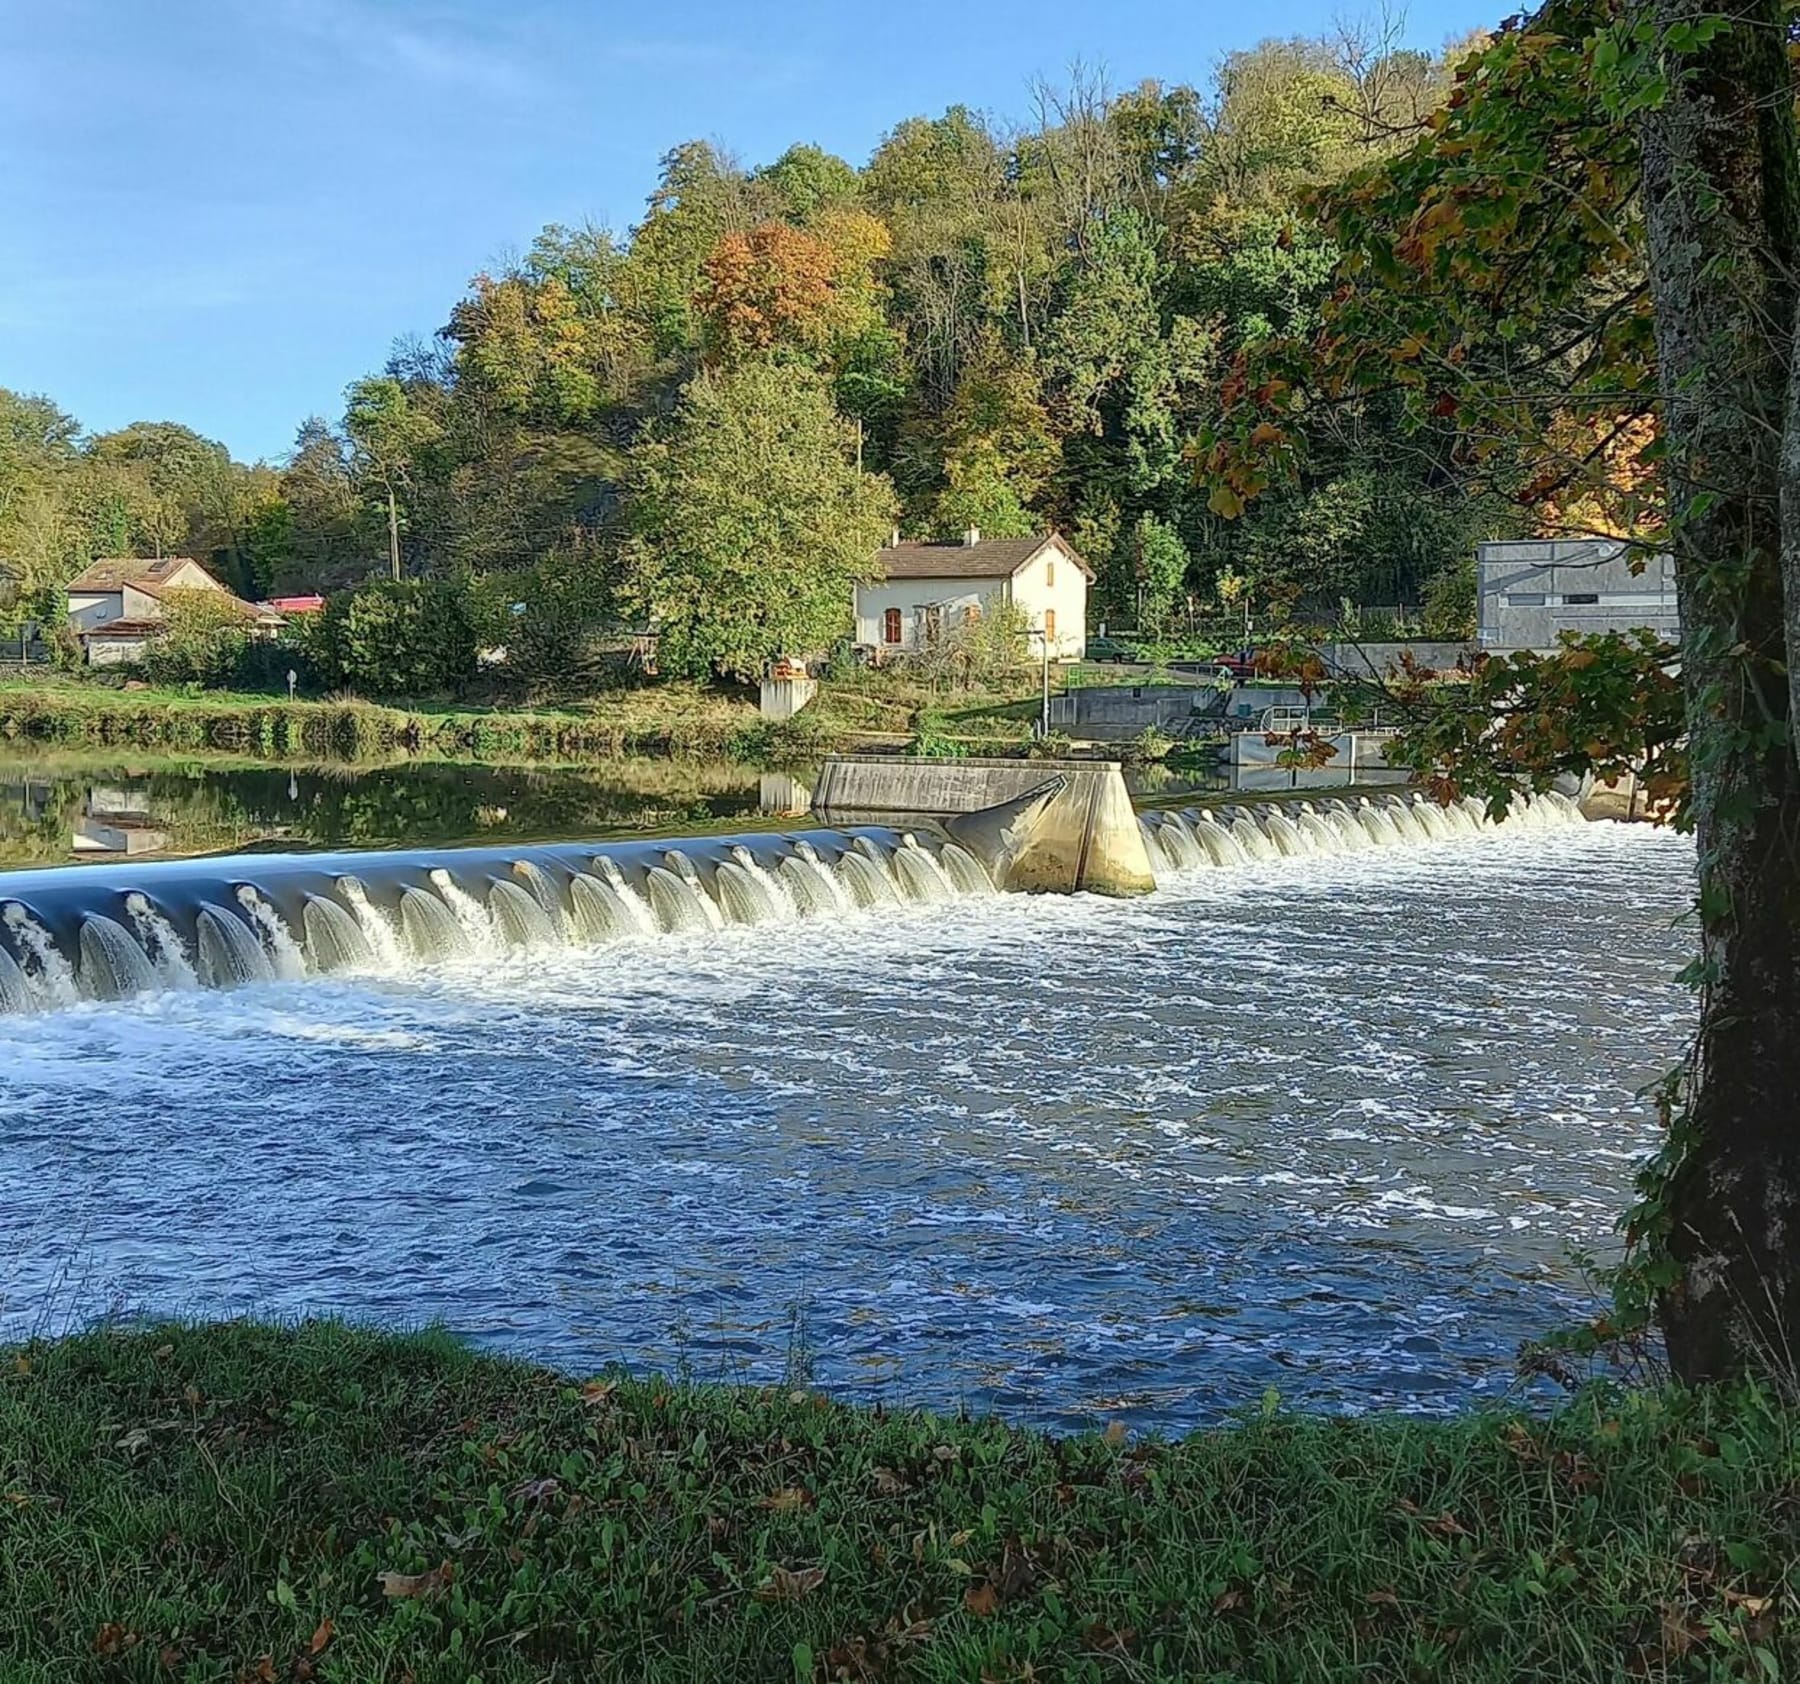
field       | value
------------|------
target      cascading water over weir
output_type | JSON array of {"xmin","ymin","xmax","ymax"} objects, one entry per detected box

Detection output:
[
  {"xmin": 0, "ymin": 773, "xmax": 1589, "ymax": 1016},
  {"xmin": 1135, "ymin": 788, "xmax": 1589, "ymax": 874}
]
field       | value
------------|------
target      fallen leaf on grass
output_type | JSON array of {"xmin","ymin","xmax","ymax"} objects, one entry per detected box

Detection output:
[
  {"xmin": 871, "ymin": 1466, "xmax": 910, "ymax": 1495},
  {"xmin": 1212, "ymin": 1587, "xmax": 1243, "ymax": 1614},
  {"xmin": 931, "ymin": 1444, "xmax": 959, "ymax": 1463},
  {"xmin": 760, "ymin": 1487, "xmax": 813, "ymax": 1512},
  {"xmin": 92, "ymin": 1624, "xmax": 138, "ymax": 1656},
  {"xmin": 579, "ymin": 1380, "xmax": 617, "ymax": 1407},
  {"xmin": 114, "ymin": 1427, "xmax": 153, "ymax": 1455},
  {"xmin": 378, "ymin": 1562, "xmax": 454, "ymax": 1599},
  {"xmin": 1103, "ymin": 1420, "xmax": 1128, "ymax": 1447},
  {"xmin": 1366, "ymin": 1588, "xmax": 1401, "ymax": 1608},
  {"xmin": 756, "ymin": 1564, "xmax": 826, "ymax": 1602},
  {"xmin": 1723, "ymin": 1590, "xmax": 1773, "ymax": 1617},
  {"xmin": 308, "ymin": 1618, "xmax": 335, "ymax": 1653},
  {"xmin": 964, "ymin": 1581, "xmax": 1000, "ymax": 1617}
]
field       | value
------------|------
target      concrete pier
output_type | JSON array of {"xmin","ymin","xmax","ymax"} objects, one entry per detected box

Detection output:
[
  {"xmin": 811, "ymin": 755, "xmax": 1156, "ymax": 897},
  {"xmin": 759, "ymin": 676, "xmax": 817, "ymax": 720}
]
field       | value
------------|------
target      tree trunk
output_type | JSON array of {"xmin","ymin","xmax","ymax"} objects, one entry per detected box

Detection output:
[
  {"xmin": 386, "ymin": 484, "xmax": 401, "ymax": 583},
  {"xmin": 1638, "ymin": 0, "xmax": 1800, "ymax": 1380}
]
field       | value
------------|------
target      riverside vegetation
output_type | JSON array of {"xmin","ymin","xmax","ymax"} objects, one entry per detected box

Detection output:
[
  {"xmin": 0, "ymin": 667, "xmax": 1056, "ymax": 766},
  {"xmin": 2, "ymin": 1320, "xmax": 1795, "ymax": 1684}
]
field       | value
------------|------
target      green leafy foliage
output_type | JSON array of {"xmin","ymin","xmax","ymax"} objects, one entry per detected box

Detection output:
[
  {"xmin": 619, "ymin": 363, "xmax": 895, "ymax": 680},
  {"xmin": 310, "ymin": 580, "xmax": 478, "ymax": 699},
  {"xmin": 140, "ymin": 590, "xmax": 255, "ymax": 688}
]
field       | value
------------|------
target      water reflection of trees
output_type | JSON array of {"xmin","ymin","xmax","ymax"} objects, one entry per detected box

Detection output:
[{"xmin": 0, "ymin": 755, "xmax": 777, "ymax": 866}]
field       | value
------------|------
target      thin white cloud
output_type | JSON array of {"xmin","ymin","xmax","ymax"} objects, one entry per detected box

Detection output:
[{"xmin": 266, "ymin": 0, "xmax": 538, "ymax": 99}]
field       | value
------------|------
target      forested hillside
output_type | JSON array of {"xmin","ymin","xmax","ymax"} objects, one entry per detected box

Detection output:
[{"xmin": 0, "ymin": 32, "xmax": 1511, "ymax": 666}]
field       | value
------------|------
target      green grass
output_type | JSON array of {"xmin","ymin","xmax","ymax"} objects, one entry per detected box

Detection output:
[{"xmin": 3, "ymin": 1322, "xmax": 1797, "ymax": 1682}]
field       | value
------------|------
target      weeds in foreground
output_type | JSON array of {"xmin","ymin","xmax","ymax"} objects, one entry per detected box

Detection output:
[{"xmin": 2, "ymin": 1320, "xmax": 1797, "ymax": 1682}]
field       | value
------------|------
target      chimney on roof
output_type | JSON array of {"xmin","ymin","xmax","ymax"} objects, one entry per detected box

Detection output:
[
  {"xmin": 889, "ymin": 525, "xmax": 901, "ymax": 548},
  {"xmin": 963, "ymin": 526, "xmax": 981, "ymax": 547}
]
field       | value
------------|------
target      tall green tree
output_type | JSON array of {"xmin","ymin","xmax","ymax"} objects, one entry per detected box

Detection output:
[
  {"xmin": 619, "ymin": 363, "xmax": 895, "ymax": 679},
  {"xmin": 343, "ymin": 378, "xmax": 441, "ymax": 582}
]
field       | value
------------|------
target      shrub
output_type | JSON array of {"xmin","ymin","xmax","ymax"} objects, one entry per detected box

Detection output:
[
  {"xmin": 1422, "ymin": 558, "xmax": 1479, "ymax": 640},
  {"xmin": 141, "ymin": 591, "xmax": 253, "ymax": 688},
  {"xmin": 311, "ymin": 580, "xmax": 478, "ymax": 699},
  {"xmin": 467, "ymin": 551, "xmax": 618, "ymax": 696}
]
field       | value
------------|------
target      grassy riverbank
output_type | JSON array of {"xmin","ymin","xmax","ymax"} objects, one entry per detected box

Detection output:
[
  {"xmin": 0, "ymin": 673, "xmax": 1048, "ymax": 765},
  {"xmin": 2, "ymin": 1322, "xmax": 1795, "ymax": 1682}
]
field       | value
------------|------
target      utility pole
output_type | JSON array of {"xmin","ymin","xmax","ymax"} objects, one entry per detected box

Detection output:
[
  {"xmin": 1040, "ymin": 625, "xmax": 1051, "ymax": 738},
  {"xmin": 386, "ymin": 482, "xmax": 401, "ymax": 583}
]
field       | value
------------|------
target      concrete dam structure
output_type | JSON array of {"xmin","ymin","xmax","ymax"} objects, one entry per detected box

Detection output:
[
  {"xmin": 812, "ymin": 755, "xmax": 1157, "ymax": 898},
  {"xmin": 0, "ymin": 825, "xmax": 998, "ymax": 1014},
  {"xmin": 0, "ymin": 765, "xmax": 1589, "ymax": 1015}
]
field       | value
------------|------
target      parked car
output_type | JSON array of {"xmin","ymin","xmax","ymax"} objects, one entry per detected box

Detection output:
[{"xmin": 1085, "ymin": 635, "xmax": 1142, "ymax": 664}]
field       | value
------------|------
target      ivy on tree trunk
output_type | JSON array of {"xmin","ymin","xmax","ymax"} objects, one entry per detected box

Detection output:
[{"xmin": 1636, "ymin": 0, "xmax": 1800, "ymax": 1380}]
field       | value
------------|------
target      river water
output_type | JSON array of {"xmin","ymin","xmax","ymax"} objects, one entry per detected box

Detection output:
[{"xmin": 0, "ymin": 768, "xmax": 1693, "ymax": 1428}]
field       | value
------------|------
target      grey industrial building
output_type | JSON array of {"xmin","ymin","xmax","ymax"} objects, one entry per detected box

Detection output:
[{"xmin": 1476, "ymin": 538, "xmax": 1679, "ymax": 652}]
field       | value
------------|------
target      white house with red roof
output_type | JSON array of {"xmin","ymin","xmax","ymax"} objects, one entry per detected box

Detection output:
[{"xmin": 855, "ymin": 528, "xmax": 1092, "ymax": 661}]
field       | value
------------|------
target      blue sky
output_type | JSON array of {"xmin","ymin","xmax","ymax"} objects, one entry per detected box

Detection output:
[{"xmin": 1, "ymin": 0, "xmax": 1497, "ymax": 463}]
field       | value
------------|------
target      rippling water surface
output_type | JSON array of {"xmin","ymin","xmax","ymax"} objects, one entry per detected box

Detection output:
[{"xmin": 0, "ymin": 822, "xmax": 1692, "ymax": 1428}]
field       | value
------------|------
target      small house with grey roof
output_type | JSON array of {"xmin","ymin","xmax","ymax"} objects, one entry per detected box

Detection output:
[{"xmin": 855, "ymin": 528, "xmax": 1092, "ymax": 662}]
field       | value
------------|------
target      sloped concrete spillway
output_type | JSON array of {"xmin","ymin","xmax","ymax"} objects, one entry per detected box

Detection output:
[
  {"xmin": 0, "ymin": 826, "xmax": 1000, "ymax": 1013},
  {"xmin": 0, "ymin": 775, "xmax": 1589, "ymax": 1014},
  {"xmin": 1136, "ymin": 789, "xmax": 1589, "ymax": 874}
]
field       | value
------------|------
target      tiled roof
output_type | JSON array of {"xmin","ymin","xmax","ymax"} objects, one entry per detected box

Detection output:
[
  {"xmin": 68, "ymin": 556, "xmax": 281, "ymax": 625},
  {"xmin": 79, "ymin": 619, "xmax": 166, "ymax": 638},
  {"xmin": 873, "ymin": 532, "xmax": 1094, "ymax": 582},
  {"xmin": 68, "ymin": 556, "xmax": 203, "ymax": 593}
]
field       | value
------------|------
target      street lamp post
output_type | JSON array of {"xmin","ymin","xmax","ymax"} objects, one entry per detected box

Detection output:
[{"xmin": 1036, "ymin": 621, "xmax": 1051, "ymax": 739}]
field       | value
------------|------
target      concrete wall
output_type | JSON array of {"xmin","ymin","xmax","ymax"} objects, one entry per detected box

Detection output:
[
  {"xmin": 758, "ymin": 676, "xmax": 817, "ymax": 720},
  {"xmin": 86, "ymin": 636, "xmax": 150, "ymax": 667},
  {"xmin": 1319, "ymin": 641, "xmax": 1474, "ymax": 679},
  {"xmin": 1049, "ymin": 682, "xmax": 1323, "ymax": 740},
  {"xmin": 1229, "ymin": 730, "xmax": 1393, "ymax": 771},
  {"xmin": 1049, "ymin": 684, "xmax": 1225, "ymax": 740},
  {"xmin": 812, "ymin": 754, "xmax": 1154, "ymax": 896},
  {"xmin": 1478, "ymin": 539, "xmax": 1678, "ymax": 651}
]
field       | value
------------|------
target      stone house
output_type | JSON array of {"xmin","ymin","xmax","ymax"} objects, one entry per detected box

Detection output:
[
  {"xmin": 854, "ymin": 529, "xmax": 1092, "ymax": 662},
  {"xmin": 66, "ymin": 556, "xmax": 284, "ymax": 666}
]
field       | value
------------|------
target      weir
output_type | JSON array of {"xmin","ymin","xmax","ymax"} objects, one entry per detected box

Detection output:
[
  {"xmin": 0, "ymin": 784, "xmax": 1589, "ymax": 1016},
  {"xmin": 812, "ymin": 755, "xmax": 1156, "ymax": 897}
]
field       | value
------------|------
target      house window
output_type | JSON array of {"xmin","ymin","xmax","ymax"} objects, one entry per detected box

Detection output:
[
  {"xmin": 1564, "ymin": 592, "xmax": 1600, "ymax": 605},
  {"xmin": 1046, "ymin": 559, "xmax": 1056, "ymax": 587},
  {"xmin": 1507, "ymin": 593, "xmax": 1545, "ymax": 606},
  {"xmin": 882, "ymin": 607, "xmax": 902, "ymax": 644},
  {"xmin": 1044, "ymin": 608, "xmax": 1057, "ymax": 643}
]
